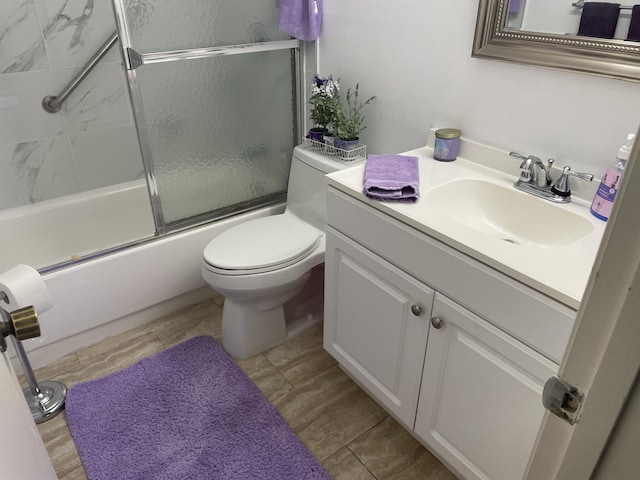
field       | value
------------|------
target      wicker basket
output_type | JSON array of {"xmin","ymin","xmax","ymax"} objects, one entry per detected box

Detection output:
[{"xmin": 302, "ymin": 138, "xmax": 366, "ymax": 163}]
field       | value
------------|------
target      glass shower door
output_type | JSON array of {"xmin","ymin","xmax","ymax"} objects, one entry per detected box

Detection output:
[{"xmin": 111, "ymin": 0, "xmax": 299, "ymax": 232}]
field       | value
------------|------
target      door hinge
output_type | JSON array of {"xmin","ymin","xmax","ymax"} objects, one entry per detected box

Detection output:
[{"xmin": 542, "ymin": 375, "xmax": 585, "ymax": 425}]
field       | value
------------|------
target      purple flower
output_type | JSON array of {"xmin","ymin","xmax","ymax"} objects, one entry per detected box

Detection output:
[{"xmin": 309, "ymin": 74, "xmax": 341, "ymax": 127}]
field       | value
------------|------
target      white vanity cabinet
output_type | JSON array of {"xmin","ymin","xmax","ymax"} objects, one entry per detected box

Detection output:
[
  {"xmin": 415, "ymin": 293, "xmax": 557, "ymax": 480},
  {"xmin": 323, "ymin": 186, "xmax": 575, "ymax": 480},
  {"xmin": 323, "ymin": 228, "xmax": 434, "ymax": 429}
]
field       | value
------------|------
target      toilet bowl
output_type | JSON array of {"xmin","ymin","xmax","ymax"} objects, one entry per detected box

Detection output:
[{"xmin": 201, "ymin": 145, "xmax": 359, "ymax": 358}]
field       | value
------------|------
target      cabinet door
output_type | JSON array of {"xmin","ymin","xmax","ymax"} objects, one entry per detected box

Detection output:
[
  {"xmin": 324, "ymin": 228, "xmax": 434, "ymax": 429},
  {"xmin": 415, "ymin": 293, "xmax": 557, "ymax": 480}
]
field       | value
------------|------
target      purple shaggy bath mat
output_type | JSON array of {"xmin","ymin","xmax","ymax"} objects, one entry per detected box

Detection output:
[{"xmin": 65, "ymin": 336, "xmax": 331, "ymax": 480}]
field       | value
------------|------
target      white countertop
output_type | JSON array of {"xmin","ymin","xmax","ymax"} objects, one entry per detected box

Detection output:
[{"xmin": 326, "ymin": 140, "xmax": 606, "ymax": 310}]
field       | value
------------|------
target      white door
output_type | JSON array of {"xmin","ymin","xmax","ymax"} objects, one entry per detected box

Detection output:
[
  {"xmin": 525, "ymin": 127, "xmax": 640, "ymax": 479},
  {"xmin": 0, "ymin": 350, "xmax": 57, "ymax": 479}
]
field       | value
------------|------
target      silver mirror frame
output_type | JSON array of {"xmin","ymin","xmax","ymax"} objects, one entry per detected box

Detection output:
[{"xmin": 473, "ymin": 0, "xmax": 640, "ymax": 82}]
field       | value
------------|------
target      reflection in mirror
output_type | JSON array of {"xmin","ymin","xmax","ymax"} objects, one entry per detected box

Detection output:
[
  {"xmin": 473, "ymin": 0, "xmax": 640, "ymax": 82},
  {"xmin": 505, "ymin": 0, "xmax": 637, "ymax": 41},
  {"xmin": 505, "ymin": 0, "xmax": 526, "ymax": 30}
]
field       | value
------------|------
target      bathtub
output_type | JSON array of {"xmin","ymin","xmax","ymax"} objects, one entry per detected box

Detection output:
[
  {"xmin": 2, "ymin": 181, "xmax": 283, "ymax": 368},
  {"xmin": 0, "ymin": 180, "xmax": 155, "ymax": 274}
]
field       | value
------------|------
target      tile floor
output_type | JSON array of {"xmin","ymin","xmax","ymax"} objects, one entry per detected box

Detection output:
[{"xmin": 25, "ymin": 294, "xmax": 457, "ymax": 479}]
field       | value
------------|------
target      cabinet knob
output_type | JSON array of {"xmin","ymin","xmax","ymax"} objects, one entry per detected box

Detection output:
[
  {"xmin": 411, "ymin": 304, "xmax": 423, "ymax": 316},
  {"xmin": 431, "ymin": 316, "xmax": 443, "ymax": 329}
]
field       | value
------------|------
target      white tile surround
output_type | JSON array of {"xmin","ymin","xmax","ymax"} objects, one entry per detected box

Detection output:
[{"xmin": 0, "ymin": 0, "xmax": 143, "ymax": 211}]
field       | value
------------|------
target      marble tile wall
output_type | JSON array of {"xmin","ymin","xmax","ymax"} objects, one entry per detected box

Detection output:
[{"xmin": 0, "ymin": 0, "xmax": 144, "ymax": 211}]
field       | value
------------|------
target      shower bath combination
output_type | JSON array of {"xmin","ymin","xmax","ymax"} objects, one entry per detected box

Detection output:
[
  {"xmin": 0, "ymin": 0, "xmax": 308, "ymax": 381},
  {"xmin": 2, "ymin": 0, "xmax": 303, "ymax": 273}
]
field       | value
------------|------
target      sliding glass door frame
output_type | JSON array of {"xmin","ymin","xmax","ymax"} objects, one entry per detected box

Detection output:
[{"xmin": 111, "ymin": 0, "xmax": 303, "ymax": 235}]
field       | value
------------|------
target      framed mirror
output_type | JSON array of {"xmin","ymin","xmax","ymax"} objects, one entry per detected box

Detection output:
[{"xmin": 473, "ymin": 0, "xmax": 640, "ymax": 82}]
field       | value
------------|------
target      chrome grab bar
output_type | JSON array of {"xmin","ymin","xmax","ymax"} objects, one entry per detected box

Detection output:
[{"xmin": 42, "ymin": 31, "xmax": 118, "ymax": 113}]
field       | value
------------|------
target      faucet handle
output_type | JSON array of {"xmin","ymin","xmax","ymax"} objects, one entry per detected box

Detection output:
[
  {"xmin": 509, "ymin": 151, "xmax": 528, "ymax": 161},
  {"xmin": 509, "ymin": 151, "xmax": 542, "ymax": 163},
  {"xmin": 510, "ymin": 151, "xmax": 536, "ymax": 182},
  {"xmin": 551, "ymin": 166, "xmax": 594, "ymax": 198}
]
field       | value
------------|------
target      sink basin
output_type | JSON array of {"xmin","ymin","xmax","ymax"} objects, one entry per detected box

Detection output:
[{"xmin": 423, "ymin": 178, "xmax": 594, "ymax": 247}]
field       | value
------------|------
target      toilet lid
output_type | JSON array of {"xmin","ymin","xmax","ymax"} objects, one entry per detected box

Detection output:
[{"xmin": 203, "ymin": 215, "xmax": 321, "ymax": 272}]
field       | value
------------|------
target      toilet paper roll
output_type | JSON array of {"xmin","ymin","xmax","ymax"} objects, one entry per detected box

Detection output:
[{"xmin": 0, "ymin": 264, "xmax": 52, "ymax": 314}]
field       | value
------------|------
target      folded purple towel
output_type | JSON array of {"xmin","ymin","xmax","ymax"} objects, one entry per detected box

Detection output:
[
  {"xmin": 363, "ymin": 154, "xmax": 420, "ymax": 203},
  {"xmin": 577, "ymin": 2, "xmax": 620, "ymax": 39},
  {"xmin": 627, "ymin": 5, "xmax": 640, "ymax": 41}
]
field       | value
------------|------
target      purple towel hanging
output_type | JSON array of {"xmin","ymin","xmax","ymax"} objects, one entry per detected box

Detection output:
[
  {"xmin": 278, "ymin": 0, "xmax": 323, "ymax": 41},
  {"xmin": 577, "ymin": 2, "xmax": 621, "ymax": 39},
  {"xmin": 508, "ymin": 0, "xmax": 524, "ymax": 13},
  {"xmin": 627, "ymin": 5, "xmax": 640, "ymax": 41}
]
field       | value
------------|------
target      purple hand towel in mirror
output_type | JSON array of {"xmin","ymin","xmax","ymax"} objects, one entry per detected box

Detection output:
[
  {"xmin": 278, "ymin": 0, "xmax": 323, "ymax": 41},
  {"xmin": 508, "ymin": 0, "xmax": 524, "ymax": 13},
  {"xmin": 627, "ymin": 5, "xmax": 640, "ymax": 41},
  {"xmin": 363, "ymin": 154, "xmax": 420, "ymax": 203},
  {"xmin": 577, "ymin": 2, "xmax": 620, "ymax": 39}
]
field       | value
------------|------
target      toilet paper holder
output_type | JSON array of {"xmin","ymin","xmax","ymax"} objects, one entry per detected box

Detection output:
[
  {"xmin": 1, "ymin": 292, "xmax": 67, "ymax": 424},
  {"xmin": 0, "ymin": 305, "xmax": 41, "ymax": 352}
]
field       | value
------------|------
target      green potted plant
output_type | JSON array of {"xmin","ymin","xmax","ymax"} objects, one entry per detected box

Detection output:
[
  {"xmin": 307, "ymin": 75, "xmax": 339, "ymax": 143},
  {"xmin": 334, "ymin": 83, "xmax": 376, "ymax": 151}
]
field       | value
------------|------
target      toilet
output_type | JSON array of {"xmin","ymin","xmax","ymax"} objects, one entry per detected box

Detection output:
[{"xmin": 201, "ymin": 145, "xmax": 359, "ymax": 359}]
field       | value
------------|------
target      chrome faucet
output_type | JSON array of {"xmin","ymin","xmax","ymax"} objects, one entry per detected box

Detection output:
[
  {"xmin": 509, "ymin": 152, "xmax": 554, "ymax": 188},
  {"xmin": 509, "ymin": 151, "xmax": 593, "ymax": 203}
]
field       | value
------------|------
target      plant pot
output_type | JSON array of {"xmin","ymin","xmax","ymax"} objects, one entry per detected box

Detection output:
[
  {"xmin": 334, "ymin": 137, "xmax": 360, "ymax": 151},
  {"xmin": 323, "ymin": 133, "xmax": 336, "ymax": 147},
  {"xmin": 306, "ymin": 127, "xmax": 329, "ymax": 143}
]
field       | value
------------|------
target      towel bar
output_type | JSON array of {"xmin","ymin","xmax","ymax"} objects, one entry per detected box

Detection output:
[{"xmin": 572, "ymin": 0, "xmax": 634, "ymax": 10}]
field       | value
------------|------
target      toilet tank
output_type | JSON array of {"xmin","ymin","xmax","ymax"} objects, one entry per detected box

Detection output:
[{"xmin": 286, "ymin": 146, "xmax": 361, "ymax": 230}]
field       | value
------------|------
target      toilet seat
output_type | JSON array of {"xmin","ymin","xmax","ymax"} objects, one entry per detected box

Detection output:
[{"xmin": 203, "ymin": 215, "xmax": 322, "ymax": 275}]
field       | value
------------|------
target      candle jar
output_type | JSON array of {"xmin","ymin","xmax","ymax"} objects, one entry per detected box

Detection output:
[{"xmin": 434, "ymin": 128, "xmax": 462, "ymax": 162}]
